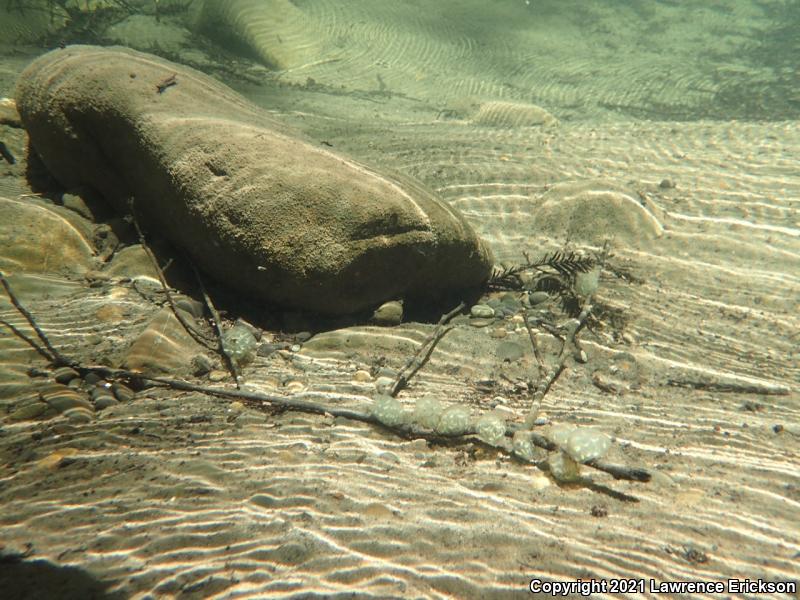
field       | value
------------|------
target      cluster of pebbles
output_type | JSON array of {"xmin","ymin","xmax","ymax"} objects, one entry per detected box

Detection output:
[{"xmin": 8, "ymin": 366, "xmax": 135, "ymax": 424}]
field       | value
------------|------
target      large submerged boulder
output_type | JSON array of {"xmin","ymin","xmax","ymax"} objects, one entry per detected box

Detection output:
[{"xmin": 16, "ymin": 46, "xmax": 492, "ymax": 314}]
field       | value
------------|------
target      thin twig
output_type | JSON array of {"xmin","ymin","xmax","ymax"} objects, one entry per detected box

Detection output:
[
  {"xmin": 0, "ymin": 272, "xmax": 72, "ymax": 366},
  {"xmin": 389, "ymin": 302, "xmax": 464, "ymax": 396},
  {"xmin": 523, "ymin": 312, "xmax": 547, "ymax": 379},
  {"xmin": 127, "ymin": 198, "xmax": 217, "ymax": 352},
  {"xmin": 191, "ymin": 264, "xmax": 241, "ymax": 389}
]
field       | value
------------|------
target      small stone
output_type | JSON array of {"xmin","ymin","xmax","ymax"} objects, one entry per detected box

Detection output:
[
  {"xmin": 53, "ymin": 366, "xmax": 79, "ymax": 384},
  {"xmin": 371, "ymin": 300, "xmax": 403, "ymax": 326},
  {"xmin": 63, "ymin": 407, "xmax": 93, "ymax": 423},
  {"xmin": 527, "ymin": 291, "xmax": 550, "ymax": 305},
  {"xmin": 284, "ymin": 380, "xmax": 305, "ymax": 393},
  {"xmin": 374, "ymin": 376, "xmax": 394, "ymax": 394},
  {"xmin": 191, "ymin": 353, "xmax": 214, "ymax": 375},
  {"xmin": 489, "ymin": 327, "xmax": 507, "ymax": 339},
  {"xmin": 257, "ymin": 342, "xmax": 288, "ymax": 357},
  {"xmin": 470, "ymin": 304, "xmax": 495, "ymax": 319},
  {"xmin": 174, "ymin": 296, "xmax": 205, "ymax": 318},
  {"xmin": 208, "ymin": 370, "xmax": 228, "ymax": 382},
  {"xmin": 8, "ymin": 401, "xmax": 49, "ymax": 421},
  {"xmin": 469, "ymin": 318, "xmax": 494, "ymax": 328},
  {"xmin": 94, "ymin": 395, "xmax": 119, "ymax": 411},
  {"xmin": 352, "ymin": 370, "xmax": 372, "ymax": 382},
  {"xmin": 290, "ymin": 344, "xmax": 301, "ymax": 352},
  {"xmin": 42, "ymin": 388, "xmax": 93, "ymax": 413},
  {"xmin": 406, "ymin": 438, "xmax": 428, "ymax": 452},
  {"xmin": 659, "ymin": 178, "xmax": 675, "ymax": 189},
  {"xmin": 111, "ymin": 383, "xmax": 135, "ymax": 402},
  {"xmin": 83, "ymin": 372, "xmax": 103, "ymax": 386},
  {"xmin": 0, "ymin": 97, "xmax": 21, "ymax": 126}
]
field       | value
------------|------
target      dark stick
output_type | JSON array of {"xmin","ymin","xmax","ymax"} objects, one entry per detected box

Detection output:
[
  {"xmin": 127, "ymin": 198, "xmax": 217, "ymax": 352},
  {"xmin": 390, "ymin": 301, "xmax": 464, "ymax": 396},
  {"xmin": 190, "ymin": 264, "xmax": 241, "ymax": 389}
]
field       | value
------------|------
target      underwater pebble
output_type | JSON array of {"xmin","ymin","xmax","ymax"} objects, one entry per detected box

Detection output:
[
  {"xmin": 191, "ymin": 353, "xmax": 214, "ymax": 376},
  {"xmin": 435, "ymin": 405, "xmax": 472, "ymax": 436},
  {"xmin": 290, "ymin": 344, "xmax": 301, "ymax": 352},
  {"xmin": 406, "ymin": 438, "xmax": 428, "ymax": 452},
  {"xmin": 413, "ymin": 396, "xmax": 443, "ymax": 430},
  {"xmin": 257, "ymin": 342, "xmax": 289, "ymax": 357},
  {"xmin": 352, "ymin": 370, "xmax": 372, "ymax": 382},
  {"xmin": 371, "ymin": 300, "xmax": 403, "ymax": 325},
  {"xmin": 111, "ymin": 383, "xmax": 135, "ymax": 402},
  {"xmin": 208, "ymin": 370, "xmax": 228, "ymax": 382},
  {"xmin": 489, "ymin": 327, "xmax": 507, "ymax": 339},
  {"xmin": 63, "ymin": 407, "xmax": 93, "ymax": 424},
  {"xmin": 470, "ymin": 304, "xmax": 495, "ymax": 319},
  {"xmin": 43, "ymin": 389, "xmax": 93, "ymax": 413},
  {"xmin": 83, "ymin": 372, "xmax": 103, "ymax": 386},
  {"xmin": 372, "ymin": 394, "xmax": 411, "ymax": 428},
  {"xmin": 174, "ymin": 296, "xmax": 205, "ymax": 318},
  {"xmin": 94, "ymin": 396, "xmax": 119, "ymax": 411},
  {"xmin": 527, "ymin": 291, "xmax": 550, "ymax": 305},
  {"xmin": 469, "ymin": 318, "xmax": 494, "ymax": 328},
  {"xmin": 285, "ymin": 380, "xmax": 305, "ymax": 393},
  {"xmin": 53, "ymin": 366, "xmax": 79, "ymax": 384},
  {"xmin": 374, "ymin": 376, "xmax": 394, "ymax": 394},
  {"xmin": 8, "ymin": 401, "xmax": 50, "ymax": 421}
]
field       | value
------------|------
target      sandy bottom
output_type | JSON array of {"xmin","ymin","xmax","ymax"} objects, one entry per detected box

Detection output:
[{"xmin": 1, "ymin": 2, "xmax": 799, "ymax": 598}]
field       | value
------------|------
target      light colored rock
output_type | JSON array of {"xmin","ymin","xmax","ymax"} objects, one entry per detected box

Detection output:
[
  {"xmin": 0, "ymin": 197, "xmax": 95, "ymax": 275},
  {"xmin": 123, "ymin": 307, "xmax": 207, "ymax": 376},
  {"xmin": 533, "ymin": 180, "xmax": 664, "ymax": 247},
  {"xmin": 17, "ymin": 46, "xmax": 492, "ymax": 315},
  {"xmin": 371, "ymin": 300, "xmax": 403, "ymax": 326},
  {"xmin": 471, "ymin": 100, "xmax": 558, "ymax": 128}
]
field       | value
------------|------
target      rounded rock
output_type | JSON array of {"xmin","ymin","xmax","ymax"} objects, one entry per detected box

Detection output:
[
  {"xmin": 371, "ymin": 300, "xmax": 403, "ymax": 326},
  {"xmin": 470, "ymin": 304, "xmax": 495, "ymax": 319}
]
